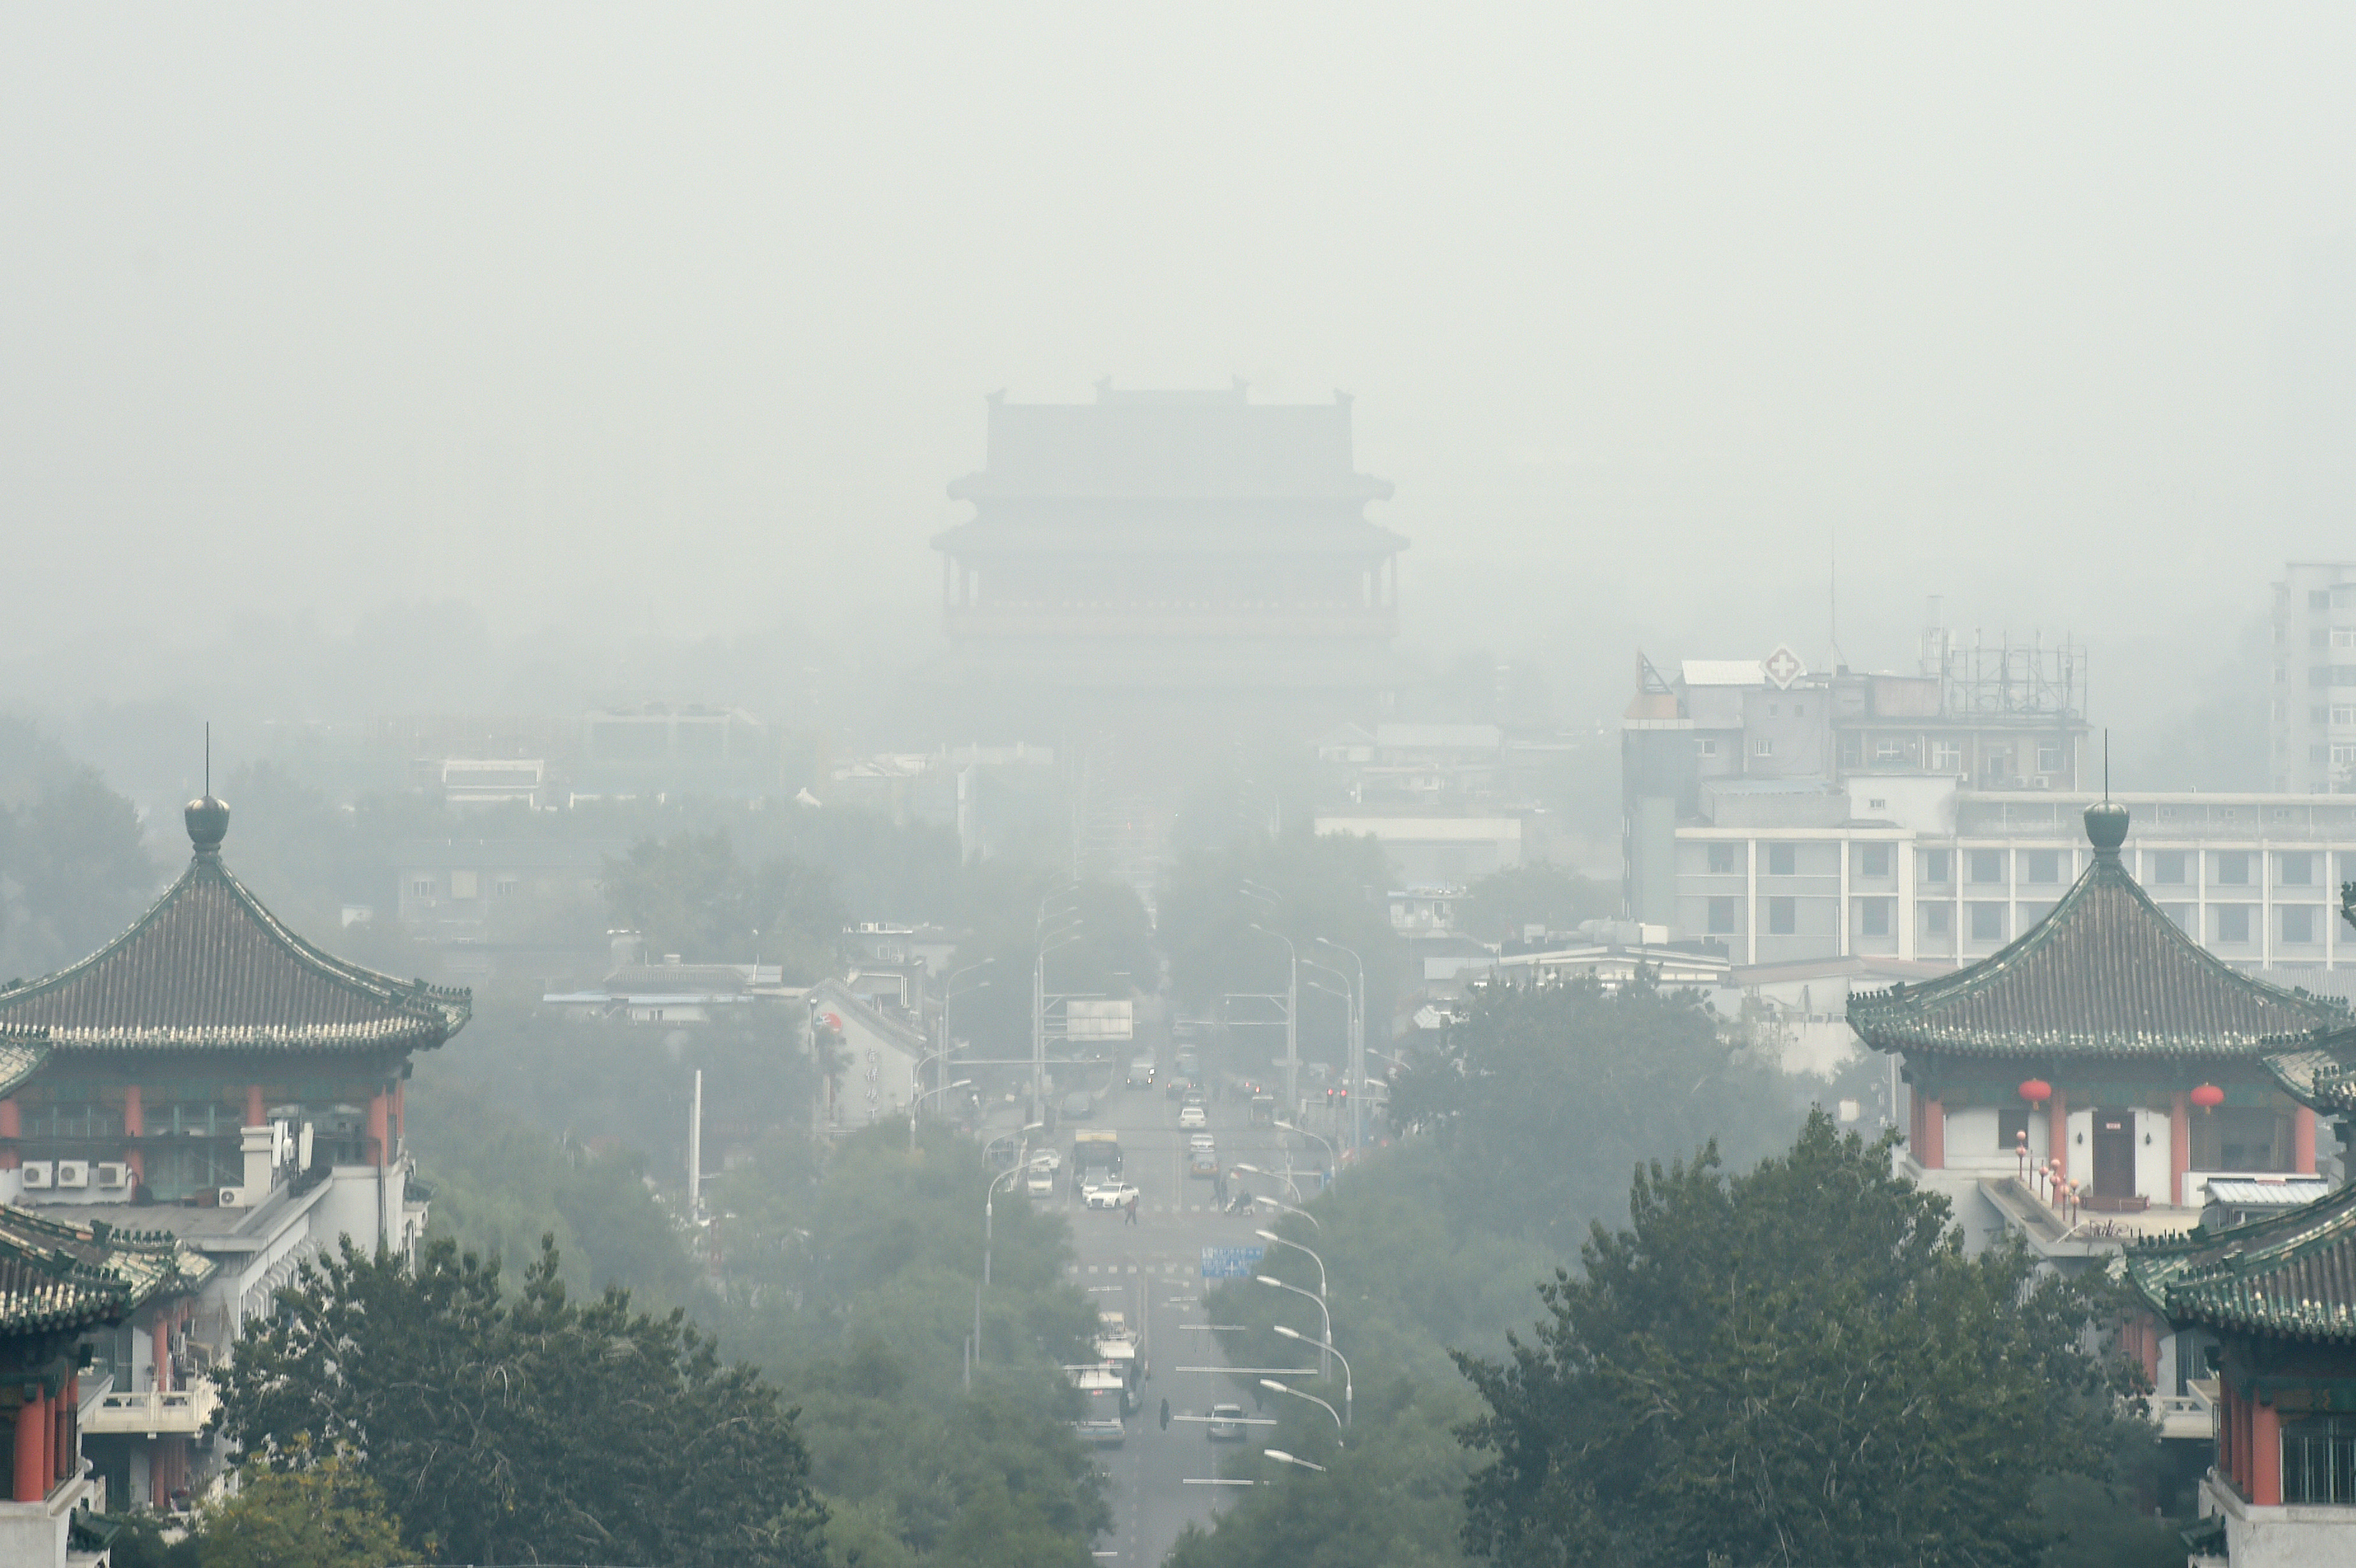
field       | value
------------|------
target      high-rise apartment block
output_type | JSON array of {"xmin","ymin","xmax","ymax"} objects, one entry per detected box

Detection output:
[{"xmin": 2272, "ymin": 562, "xmax": 2356, "ymax": 794}]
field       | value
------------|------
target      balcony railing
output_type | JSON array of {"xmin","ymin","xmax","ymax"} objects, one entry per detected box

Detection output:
[{"xmin": 83, "ymin": 1380, "xmax": 217, "ymax": 1436}]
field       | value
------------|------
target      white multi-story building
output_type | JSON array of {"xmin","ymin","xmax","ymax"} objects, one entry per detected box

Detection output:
[
  {"xmin": 2272, "ymin": 561, "xmax": 2356, "ymax": 795},
  {"xmin": 1668, "ymin": 779, "xmax": 2354, "ymax": 979}
]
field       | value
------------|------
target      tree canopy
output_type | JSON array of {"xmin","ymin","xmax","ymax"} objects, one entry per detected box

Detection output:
[
  {"xmin": 1454, "ymin": 1113, "xmax": 2169, "ymax": 1568},
  {"xmin": 1387, "ymin": 977, "xmax": 1791, "ymax": 1247},
  {"xmin": 215, "ymin": 1235, "xmax": 826, "ymax": 1567},
  {"xmin": 604, "ymin": 829, "xmax": 845, "ymax": 977}
]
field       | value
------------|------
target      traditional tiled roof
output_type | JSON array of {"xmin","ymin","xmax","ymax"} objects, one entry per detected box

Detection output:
[
  {"xmin": 1847, "ymin": 803, "xmax": 2346, "ymax": 1061},
  {"xmin": 2264, "ymin": 1032, "xmax": 2356, "ymax": 1115},
  {"xmin": 0, "ymin": 798, "xmax": 469, "ymax": 1056},
  {"xmin": 0, "ymin": 1205, "xmax": 209, "ymax": 1336},
  {"xmin": 0, "ymin": 1024, "xmax": 50, "ymax": 1098},
  {"xmin": 2129, "ymin": 1178, "xmax": 2356, "ymax": 1341}
]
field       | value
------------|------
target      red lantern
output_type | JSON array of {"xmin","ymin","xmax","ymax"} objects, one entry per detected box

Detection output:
[
  {"xmin": 2019, "ymin": 1078, "xmax": 2052, "ymax": 1106},
  {"xmin": 2191, "ymin": 1084, "xmax": 2225, "ymax": 1112}
]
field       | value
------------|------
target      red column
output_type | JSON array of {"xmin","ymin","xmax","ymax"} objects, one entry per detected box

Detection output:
[
  {"xmin": 0, "ymin": 1098, "xmax": 17, "ymax": 1171},
  {"xmin": 12, "ymin": 1390, "xmax": 43, "ymax": 1501},
  {"xmin": 2295, "ymin": 1107, "xmax": 2318, "ymax": 1175},
  {"xmin": 394, "ymin": 1080, "xmax": 406, "ymax": 1148},
  {"xmin": 123, "ymin": 1084, "xmax": 145, "ymax": 1184},
  {"xmin": 2049, "ymin": 1089, "xmax": 2069, "ymax": 1185},
  {"xmin": 2170, "ymin": 1092, "xmax": 2190, "ymax": 1208},
  {"xmin": 153, "ymin": 1320, "xmax": 170, "ymax": 1394},
  {"xmin": 1920, "ymin": 1097, "xmax": 1946, "ymax": 1169},
  {"xmin": 245, "ymin": 1085, "xmax": 266, "ymax": 1127},
  {"xmin": 2253, "ymin": 1400, "xmax": 2283, "ymax": 1504},
  {"xmin": 57, "ymin": 1375, "xmax": 74, "ymax": 1484},
  {"xmin": 368, "ymin": 1090, "xmax": 390, "ymax": 1167}
]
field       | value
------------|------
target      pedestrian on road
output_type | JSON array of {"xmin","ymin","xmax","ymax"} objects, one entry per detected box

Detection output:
[{"xmin": 1125, "ymin": 1193, "xmax": 1140, "ymax": 1226}]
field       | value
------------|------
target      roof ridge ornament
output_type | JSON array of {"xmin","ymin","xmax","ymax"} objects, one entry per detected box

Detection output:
[
  {"xmin": 186, "ymin": 723, "xmax": 230, "ymax": 855},
  {"xmin": 2084, "ymin": 733, "xmax": 2127, "ymax": 858}
]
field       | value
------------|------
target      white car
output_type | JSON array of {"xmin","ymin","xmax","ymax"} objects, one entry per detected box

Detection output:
[
  {"xmin": 1205, "ymin": 1402, "xmax": 1247, "ymax": 1441},
  {"xmin": 1177, "ymin": 1104, "xmax": 1208, "ymax": 1130},
  {"xmin": 1083, "ymin": 1182, "xmax": 1141, "ymax": 1210}
]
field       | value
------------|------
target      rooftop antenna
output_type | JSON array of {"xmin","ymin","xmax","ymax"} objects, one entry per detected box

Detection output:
[
  {"xmin": 204, "ymin": 722, "xmax": 211, "ymax": 798},
  {"xmin": 2103, "ymin": 730, "xmax": 2110, "ymax": 802}
]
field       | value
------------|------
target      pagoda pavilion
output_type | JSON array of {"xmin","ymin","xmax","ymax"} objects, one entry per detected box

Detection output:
[
  {"xmin": 0, "ymin": 1203, "xmax": 206, "ymax": 1564},
  {"xmin": 1847, "ymin": 800, "xmax": 2348, "ymax": 1229},
  {"xmin": 2128, "ymin": 1121, "xmax": 2356, "ymax": 1564},
  {"xmin": 0, "ymin": 793, "xmax": 471, "ymax": 1512}
]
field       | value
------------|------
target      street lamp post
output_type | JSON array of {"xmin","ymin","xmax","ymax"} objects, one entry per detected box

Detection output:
[
  {"xmin": 976, "ymin": 1122, "xmax": 1043, "ymax": 1367},
  {"xmin": 1258, "ymin": 1378, "xmax": 1343, "ymax": 1437},
  {"xmin": 1253, "ymin": 1229, "xmax": 1326, "ymax": 1297},
  {"xmin": 1274, "ymin": 1118, "xmax": 1335, "ymax": 1182},
  {"xmin": 939, "ymin": 958, "xmax": 997, "ymax": 1120},
  {"xmin": 1272, "ymin": 1325, "xmax": 1351, "ymax": 1427},
  {"xmin": 1246, "ymin": 922, "xmax": 1299, "ymax": 1116},
  {"xmin": 1231, "ymin": 1162, "xmax": 1304, "ymax": 1204},
  {"xmin": 910, "ymin": 1078, "xmax": 974, "ymax": 1150},
  {"xmin": 1311, "ymin": 938, "xmax": 1366, "ymax": 1158},
  {"xmin": 1263, "ymin": 1448, "xmax": 1328, "ymax": 1473},
  {"xmin": 1256, "ymin": 1273, "xmax": 1333, "ymax": 1378}
]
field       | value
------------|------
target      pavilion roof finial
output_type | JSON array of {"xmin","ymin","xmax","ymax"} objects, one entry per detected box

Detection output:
[
  {"xmin": 2085, "ymin": 731, "xmax": 2126, "ymax": 857},
  {"xmin": 185, "ymin": 721, "xmax": 229, "ymax": 856}
]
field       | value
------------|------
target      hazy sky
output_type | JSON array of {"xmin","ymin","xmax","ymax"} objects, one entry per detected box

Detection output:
[{"xmin": 9, "ymin": 6, "xmax": 2356, "ymax": 731}]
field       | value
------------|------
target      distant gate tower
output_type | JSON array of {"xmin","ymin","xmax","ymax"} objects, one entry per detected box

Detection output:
[{"xmin": 932, "ymin": 383, "xmax": 1406, "ymax": 725}]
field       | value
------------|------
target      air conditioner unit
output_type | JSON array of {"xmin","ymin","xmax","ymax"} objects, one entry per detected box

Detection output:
[
  {"xmin": 20, "ymin": 1161, "xmax": 53, "ymax": 1190},
  {"xmin": 94, "ymin": 1162, "xmax": 131, "ymax": 1190},
  {"xmin": 218, "ymin": 1187, "xmax": 243, "ymax": 1209},
  {"xmin": 53, "ymin": 1161, "xmax": 89, "ymax": 1189}
]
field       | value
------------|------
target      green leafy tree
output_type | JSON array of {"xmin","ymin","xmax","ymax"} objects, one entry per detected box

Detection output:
[
  {"xmin": 604, "ymin": 830, "xmax": 845, "ymax": 977},
  {"xmin": 0, "ymin": 759, "xmax": 158, "ymax": 980},
  {"xmin": 1388, "ymin": 977, "xmax": 1789, "ymax": 1247},
  {"xmin": 1454, "ymin": 1114, "xmax": 2149, "ymax": 1567},
  {"xmin": 194, "ymin": 1448, "xmax": 406, "ymax": 1568},
  {"xmin": 1455, "ymin": 864, "xmax": 1615, "ymax": 943},
  {"xmin": 215, "ymin": 1236, "xmax": 826, "ymax": 1567},
  {"xmin": 712, "ymin": 1125, "xmax": 1111, "ymax": 1565}
]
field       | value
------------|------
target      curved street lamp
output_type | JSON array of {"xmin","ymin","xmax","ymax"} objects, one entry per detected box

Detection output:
[
  {"xmin": 1253, "ymin": 1229, "xmax": 1326, "ymax": 1297},
  {"xmin": 1258, "ymin": 1377, "xmax": 1343, "ymax": 1438},
  {"xmin": 1256, "ymin": 1273, "xmax": 1333, "ymax": 1376},
  {"xmin": 1272, "ymin": 1324, "xmax": 1352, "ymax": 1427},
  {"xmin": 1263, "ymin": 1448, "xmax": 1328, "ymax": 1473}
]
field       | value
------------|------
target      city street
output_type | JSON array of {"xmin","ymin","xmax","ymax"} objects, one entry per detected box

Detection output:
[{"xmin": 1039, "ymin": 1076, "xmax": 1324, "ymax": 1565}]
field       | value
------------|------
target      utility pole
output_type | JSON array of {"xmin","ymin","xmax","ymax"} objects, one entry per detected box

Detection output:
[{"xmin": 688, "ymin": 1068, "xmax": 704, "ymax": 1221}]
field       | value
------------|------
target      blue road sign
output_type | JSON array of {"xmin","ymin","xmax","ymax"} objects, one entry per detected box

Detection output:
[{"xmin": 1200, "ymin": 1245, "xmax": 1265, "ymax": 1279}]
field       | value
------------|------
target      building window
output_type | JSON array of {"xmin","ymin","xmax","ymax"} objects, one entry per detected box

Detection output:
[
  {"xmin": 2284, "ymin": 905, "xmax": 2318, "ymax": 944},
  {"xmin": 2338, "ymin": 627, "xmax": 2356, "ymax": 650},
  {"xmin": 2284, "ymin": 1415, "xmax": 2356, "ymax": 1505},
  {"xmin": 2336, "ymin": 744, "xmax": 2356, "ymax": 766},
  {"xmin": 1767, "ymin": 844, "xmax": 1796, "ymax": 876},
  {"xmin": 1696, "ymin": 737, "xmax": 1719, "ymax": 757},
  {"xmin": 1919, "ymin": 849, "xmax": 1952, "ymax": 885},
  {"xmin": 2280, "ymin": 851, "xmax": 2315, "ymax": 886},
  {"xmin": 2024, "ymin": 849, "xmax": 2061, "ymax": 884},
  {"xmin": 2315, "ymin": 706, "xmax": 2331, "ymax": 725},
  {"xmin": 1857, "ymin": 844, "xmax": 1891, "ymax": 879},
  {"xmin": 1707, "ymin": 842, "xmax": 1738, "ymax": 875},
  {"xmin": 410, "ymin": 879, "xmax": 436, "ymax": 898},
  {"xmin": 2162, "ymin": 903, "xmax": 2196, "ymax": 935},
  {"xmin": 1752, "ymin": 738, "xmax": 1773, "ymax": 758},
  {"xmin": 1998, "ymin": 1107, "xmax": 2030, "ymax": 1151},
  {"xmin": 2216, "ymin": 905, "xmax": 2252, "ymax": 943},
  {"xmin": 1873, "ymin": 737, "xmax": 1903, "ymax": 762},
  {"xmin": 2334, "ymin": 705, "xmax": 2355, "ymax": 727},
  {"xmin": 1857, "ymin": 898, "xmax": 1892, "ymax": 938},
  {"xmin": 2215, "ymin": 851, "xmax": 2251, "ymax": 886},
  {"xmin": 1922, "ymin": 903, "xmax": 1952, "ymax": 937},
  {"xmin": 1969, "ymin": 903, "xmax": 2005, "ymax": 942},
  {"xmin": 1932, "ymin": 741, "xmax": 1961, "ymax": 771},
  {"xmin": 1707, "ymin": 896, "xmax": 1738, "ymax": 935},
  {"xmin": 2037, "ymin": 745, "xmax": 2064, "ymax": 774},
  {"xmin": 2151, "ymin": 851, "xmax": 2187, "ymax": 885},
  {"xmin": 2192, "ymin": 1105, "xmax": 2290, "ymax": 1171},
  {"xmin": 1968, "ymin": 850, "xmax": 2004, "ymax": 884},
  {"xmin": 1766, "ymin": 897, "xmax": 1796, "ymax": 935},
  {"xmin": 2314, "ymin": 590, "xmax": 2334, "ymax": 610},
  {"xmin": 2318, "ymin": 628, "xmax": 2335, "ymax": 648}
]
